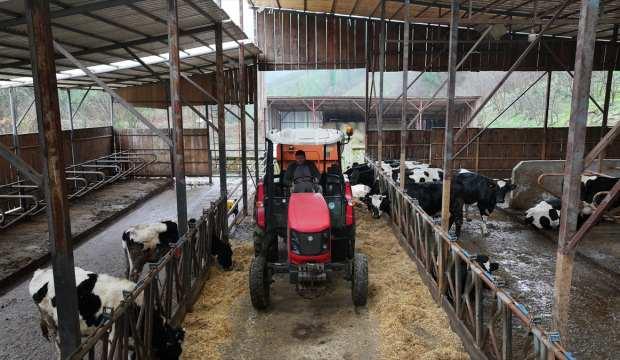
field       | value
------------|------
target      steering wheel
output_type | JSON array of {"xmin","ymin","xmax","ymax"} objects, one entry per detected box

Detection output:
[{"xmin": 293, "ymin": 176, "xmax": 315, "ymax": 184}]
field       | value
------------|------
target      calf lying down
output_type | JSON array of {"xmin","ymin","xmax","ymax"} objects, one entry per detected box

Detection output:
[{"xmin": 29, "ymin": 267, "xmax": 184, "ymax": 359}]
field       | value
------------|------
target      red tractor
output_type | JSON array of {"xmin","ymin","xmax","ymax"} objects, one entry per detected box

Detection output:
[{"xmin": 251, "ymin": 128, "xmax": 368, "ymax": 309}]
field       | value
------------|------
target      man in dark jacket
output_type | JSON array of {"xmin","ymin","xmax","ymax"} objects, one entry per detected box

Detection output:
[{"xmin": 284, "ymin": 150, "xmax": 321, "ymax": 192}]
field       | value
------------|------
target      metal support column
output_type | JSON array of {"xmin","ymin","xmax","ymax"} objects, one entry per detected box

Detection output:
[
  {"xmin": 66, "ymin": 89, "xmax": 76, "ymax": 167},
  {"xmin": 205, "ymin": 105, "xmax": 213, "ymax": 184},
  {"xmin": 377, "ymin": 0, "xmax": 386, "ymax": 164},
  {"xmin": 110, "ymin": 95, "xmax": 116, "ymax": 152},
  {"xmin": 8, "ymin": 87, "xmax": 24, "ymax": 209},
  {"xmin": 254, "ymin": 59, "xmax": 260, "ymax": 185},
  {"xmin": 598, "ymin": 24, "xmax": 618, "ymax": 170},
  {"xmin": 542, "ymin": 71, "xmax": 552, "ymax": 160},
  {"xmin": 26, "ymin": 0, "xmax": 80, "ymax": 357},
  {"xmin": 440, "ymin": 0, "xmax": 459, "ymax": 294},
  {"xmin": 216, "ymin": 21, "xmax": 229, "ymax": 241},
  {"xmin": 553, "ymin": 0, "xmax": 600, "ymax": 345},
  {"xmin": 239, "ymin": 0, "xmax": 248, "ymax": 215},
  {"xmin": 399, "ymin": 0, "xmax": 410, "ymax": 190}
]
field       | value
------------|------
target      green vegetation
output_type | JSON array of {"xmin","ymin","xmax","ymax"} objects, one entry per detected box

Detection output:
[
  {"xmin": 1, "ymin": 69, "xmax": 618, "ymax": 135},
  {"xmin": 266, "ymin": 69, "xmax": 620, "ymax": 128}
]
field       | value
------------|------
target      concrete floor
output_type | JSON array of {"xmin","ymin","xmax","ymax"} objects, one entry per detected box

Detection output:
[
  {"xmin": 458, "ymin": 209, "xmax": 620, "ymax": 359},
  {"xmin": 0, "ymin": 178, "xmax": 168, "ymax": 288},
  {"xmin": 0, "ymin": 178, "xmax": 239, "ymax": 360}
]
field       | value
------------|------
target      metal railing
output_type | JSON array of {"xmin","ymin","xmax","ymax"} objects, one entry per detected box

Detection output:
[
  {"xmin": 365, "ymin": 157, "xmax": 573, "ymax": 360},
  {"xmin": 0, "ymin": 151, "xmax": 156, "ymax": 229},
  {"xmin": 68, "ymin": 198, "xmax": 226, "ymax": 359}
]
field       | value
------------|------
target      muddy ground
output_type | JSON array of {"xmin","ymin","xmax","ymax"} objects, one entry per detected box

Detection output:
[
  {"xmin": 0, "ymin": 178, "xmax": 169, "ymax": 289},
  {"xmin": 457, "ymin": 208, "xmax": 619, "ymax": 359},
  {"xmin": 183, "ymin": 208, "xmax": 468, "ymax": 360},
  {"xmin": 0, "ymin": 179, "xmax": 237, "ymax": 360}
]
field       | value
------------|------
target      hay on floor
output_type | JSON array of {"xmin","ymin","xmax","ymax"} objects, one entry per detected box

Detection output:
[
  {"xmin": 182, "ymin": 243, "xmax": 253, "ymax": 360},
  {"xmin": 356, "ymin": 207, "xmax": 469, "ymax": 360},
  {"xmin": 183, "ymin": 207, "xmax": 468, "ymax": 360}
]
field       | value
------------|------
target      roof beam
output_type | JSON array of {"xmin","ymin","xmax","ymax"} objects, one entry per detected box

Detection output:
[
  {"xmin": 0, "ymin": 24, "xmax": 216, "ymax": 71},
  {"xmin": 0, "ymin": 0, "xmax": 147, "ymax": 29}
]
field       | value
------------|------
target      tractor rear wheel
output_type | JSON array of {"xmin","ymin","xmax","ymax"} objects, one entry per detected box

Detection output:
[
  {"xmin": 249, "ymin": 255, "xmax": 271, "ymax": 310},
  {"xmin": 351, "ymin": 253, "xmax": 368, "ymax": 306}
]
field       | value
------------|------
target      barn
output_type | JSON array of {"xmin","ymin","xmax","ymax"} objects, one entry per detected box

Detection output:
[{"xmin": 0, "ymin": 0, "xmax": 618, "ymax": 359}]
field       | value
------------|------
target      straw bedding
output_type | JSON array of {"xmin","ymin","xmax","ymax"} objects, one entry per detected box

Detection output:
[
  {"xmin": 356, "ymin": 208, "xmax": 469, "ymax": 359},
  {"xmin": 182, "ymin": 207, "xmax": 468, "ymax": 359}
]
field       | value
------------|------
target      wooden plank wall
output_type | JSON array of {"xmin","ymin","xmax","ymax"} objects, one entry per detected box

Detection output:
[
  {"xmin": 115, "ymin": 128, "xmax": 211, "ymax": 177},
  {"xmin": 366, "ymin": 127, "xmax": 620, "ymax": 179},
  {"xmin": 116, "ymin": 65, "xmax": 257, "ymax": 108},
  {"xmin": 0, "ymin": 127, "xmax": 113, "ymax": 185},
  {"xmin": 256, "ymin": 9, "xmax": 618, "ymax": 72}
]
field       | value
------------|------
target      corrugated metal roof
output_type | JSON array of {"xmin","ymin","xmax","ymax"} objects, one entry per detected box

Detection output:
[{"xmin": 0, "ymin": 0, "xmax": 260, "ymax": 88}]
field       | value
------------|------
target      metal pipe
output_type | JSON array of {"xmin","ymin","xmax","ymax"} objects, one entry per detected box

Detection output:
[
  {"xmin": 542, "ymin": 71, "xmax": 552, "ymax": 160},
  {"xmin": 454, "ymin": 0, "xmax": 571, "ymax": 141},
  {"xmin": 399, "ymin": 0, "xmax": 410, "ymax": 191},
  {"xmin": 377, "ymin": 0, "xmax": 386, "ymax": 164},
  {"xmin": 8, "ymin": 87, "xmax": 24, "ymax": 210},
  {"xmin": 26, "ymin": 0, "xmax": 80, "ymax": 356},
  {"xmin": 239, "ymin": 2, "xmax": 248, "ymax": 216},
  {"xmin": 254, "ymin": 59, "xmax": 260, "ymax": 185},
  {"xmin": 453, "ymin": 72, "xmax": 547, "ymax": 159}
]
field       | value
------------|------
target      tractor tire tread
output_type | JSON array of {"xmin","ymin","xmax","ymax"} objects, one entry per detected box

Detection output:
[
  {"xmin": 352, "ymin": 253, "xmax": 368, "ymax": 306},
  {"xmin": 249, "ymin": 256, "xmax": 270, "ymax": 310}
]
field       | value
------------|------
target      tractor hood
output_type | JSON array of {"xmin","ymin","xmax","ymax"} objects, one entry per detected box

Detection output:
[{"xmin": 288, "ymin": 193, "xmax": 330, "ymax": 233}]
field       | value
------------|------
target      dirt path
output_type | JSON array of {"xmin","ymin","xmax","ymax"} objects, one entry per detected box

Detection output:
[{"xmin": 183, "ymin": 209, "xmax": 468, "ymax": 360}]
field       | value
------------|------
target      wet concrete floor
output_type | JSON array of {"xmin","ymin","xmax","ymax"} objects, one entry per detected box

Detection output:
[
  {"xmin": 458, "ymin": 209, "xmax": 619, "ymax": 359},
  {"xmin": 0, "ymin": 178, "xmax": 238, "ymax": 360}
]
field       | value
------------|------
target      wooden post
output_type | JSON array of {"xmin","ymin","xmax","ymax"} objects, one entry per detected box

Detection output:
[
  {"xmin": 598, "ymin": 24, "xmax": 618, "ymax": 171},
  {"xmin": 377, "ymin": 0, "xmax": 386, "ymax": 164},
  {"xmin": 553, "ymin": 0, "xmax": 599, "ymax": 345},
  {"xmin": 440, "ymin": 0, "xmax": 459, "ymax": 294},
  {"xmin": 399, "ymin": 0, "xmax": 410, "ymax": 190},
  {"xmin": 542, "ymin": 71, "xmax": 552, "ymax": 160},
  {"xmin": 26, "ymin": 0, "xmax": 80, "ymax": 357},
  {"xmin": 168, "ymin": 0, "xmax": 188, "ymax": 234},
  {"xmin": 216, "ymin": 21, "xmax": 229, "ymax": 241}
]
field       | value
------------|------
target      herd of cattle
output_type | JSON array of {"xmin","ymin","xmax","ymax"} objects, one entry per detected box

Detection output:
[
  {"xmin": 346, "ymin": 160, "xmax": 620, "ymax": 234},
  {"xmin": 345, "ymin": 160, "xmax": 515, "ymax": 237},
  {"xmin": 29, "ymin": 217, "xmax": 234, "ymax": 359}
]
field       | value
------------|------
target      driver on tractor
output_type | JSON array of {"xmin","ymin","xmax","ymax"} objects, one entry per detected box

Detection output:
[{"xmin": 284, "ymin": 150, "xmax": 321, "ymax": 193}]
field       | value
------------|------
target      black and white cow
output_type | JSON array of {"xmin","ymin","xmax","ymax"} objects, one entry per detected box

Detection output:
[
  {"xmin": 445, "ymin": 254, "xmax": 499, "ymax": 304},
  {"xmin": 495, "ymin": 179, "xmax": 516, "ymax": 204},
  {"xmin": 122, "ymin": 221, "xmax": 180, "ymax": 281},
  {"xmin": 368, "ymin": 192, "xmax": 390, "ymax": 218},
  {"xmin": 29, "ymin": 267, "xmax": 184, "ymax": 359},
  {"xmin": 581, "ymin": 175, "xmax": 620, "ymax": 215},
  {"xmin": 525, "ymin": 198, "xmax": 561, "ymax": 230},
  {"xmin": 452, "ymin": 171, "xmax": 501, "ymax": 236},
  {"xmin": 407, "ymin": 167, "xmax": 444, "ymax": 184}
]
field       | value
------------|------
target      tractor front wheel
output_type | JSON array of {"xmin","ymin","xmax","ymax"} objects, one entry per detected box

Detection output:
[
  {"xmin": 351, "ymin": 253, "xmax": 368, "ymax": 306},
  {"xmin": 249, "ymin": 255, "xmax": 271, "ymax": 310}
]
